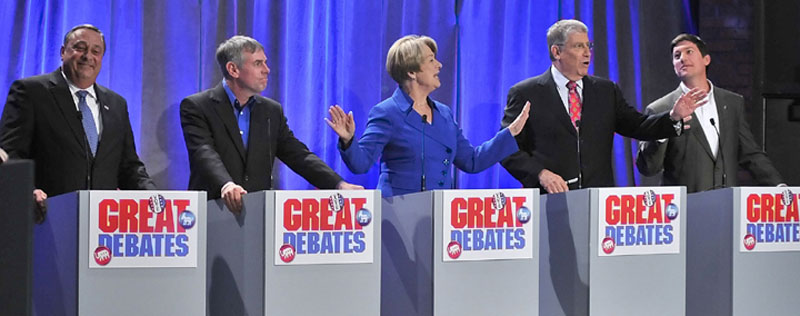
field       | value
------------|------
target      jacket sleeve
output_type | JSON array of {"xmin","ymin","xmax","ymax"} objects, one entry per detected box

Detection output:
[
  {"xmin": 500, "ymin": 85, "xmax": 544, "ymax": 187},
  {"xmin": 274, "ymin": 106, "xmax": 342, "ymax": 189},
  {"xmin": 339, "ymin": 104, "xmax": 393, "ymax": 174},
  {"xmin": 0, "ymin": 80, "xmax": 34, "ymax": 159},
  {"xmin": 180, "ymin": 96, "xmax": 233, "ymax": 193},
  {"xmin": 635, "ymin": 104, "xmax": 670, "ymax": 176}
]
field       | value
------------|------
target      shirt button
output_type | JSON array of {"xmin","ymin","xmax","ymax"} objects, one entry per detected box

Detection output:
[
  {"xmin": 441, "ymin": 170, "xmax": 447, "ymax": 175},
  {"xmin": 443, "ymin": 159, "xmax": 450, "ymax": 166},
  {"xmin": 438, "ymin": 181, "xmax": 444, "ymax": 187},
  {"xmin": 240, "ymin": 130, "xmax": 244, "ymax": 135},
  {"xmin": 446, "ymin": 148, "xmax": 452, "ymax": 154}
]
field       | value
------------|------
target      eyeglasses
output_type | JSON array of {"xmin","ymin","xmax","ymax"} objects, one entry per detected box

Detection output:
[{"xmin": 557, "ymin": 41, "xmax": 594, "ymax": 51}]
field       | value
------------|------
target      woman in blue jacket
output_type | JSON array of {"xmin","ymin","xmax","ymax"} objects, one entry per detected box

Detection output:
[{"xmin": 327, "ymin": 35, "xmax": 530, "ymax": 197}]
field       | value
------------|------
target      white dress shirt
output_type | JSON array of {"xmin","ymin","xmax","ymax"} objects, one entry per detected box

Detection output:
[{"xmin": 680, "ymin": 80, "xmax": 719, "ymax": 157}]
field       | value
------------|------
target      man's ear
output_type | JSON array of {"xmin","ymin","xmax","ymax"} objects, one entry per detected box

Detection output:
[
  {"xmin": 226, "ymin": 61, "xmax": 239, "ymax": 79},
  {"xmin": 407, "ymin": 71, "xmax": 416, "ymax": 81},
  {"xmin": 702, "ymin": 54, "xmax": 711, "ymax": 67},
  {"xmin": 550, "ymin": 45, "xmax": 561, "ymax": 61}
]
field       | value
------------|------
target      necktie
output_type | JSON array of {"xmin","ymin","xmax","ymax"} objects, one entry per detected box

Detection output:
[
  {"xmin": 77, "ymin": 90, "xmax": 98, "ymax": 155},
  {"xmin": 567, "ymin": 81, "xmax": 582, "ymax": 128}
]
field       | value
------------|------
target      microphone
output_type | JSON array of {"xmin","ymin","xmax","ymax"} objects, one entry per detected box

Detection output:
[
  {"xmin": 575, "ymin": 120, "xmax": 583, "ymax": 189},
  {"xmin": 710, "ymin": 118, "xmax": 726, "ymax": 188},
  {"xmin": 77, "ymin": 110, "xmax": 92, "ymax": 189},
  {"xmin": 421, "ymin": 114, "xmax": 427, "ymax": 191}
]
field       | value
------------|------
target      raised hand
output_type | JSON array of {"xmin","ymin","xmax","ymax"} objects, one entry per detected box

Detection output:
[
  {"xmin": 325, "ymin": 105, "xmax": 356, "ymax": 143},
  {"xmin": 670, "ymin": 88, "xmax": 708, "ymax": 122},
  {"xmin": 507, "ymin": 101, "xmax": 531, "ymax": 136}
]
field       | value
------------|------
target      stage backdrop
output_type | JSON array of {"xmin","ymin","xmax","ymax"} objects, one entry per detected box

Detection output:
[{"xmin": 0, "ymin": 0, "xmax": 694, "ymax": 191}]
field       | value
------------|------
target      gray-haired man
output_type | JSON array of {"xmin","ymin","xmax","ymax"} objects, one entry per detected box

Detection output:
[{"xmin": 180, "ymin": 35, "xmax": 361, "ymax": 213}]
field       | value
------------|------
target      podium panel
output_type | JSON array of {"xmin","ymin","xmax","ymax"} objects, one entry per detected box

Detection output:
[
  {"xmin": 207, "ymin": 190, "xmax": 381, "ymax": 316},
  {"xmin": 0, "ymin": 160, "xmax": 34, "ymax": 316},
  {"xmin": 381, "ymin": 189, "xmax": 539, "ymax": 316},
  {"xmin": 33, "ymin": 190, "xmax": 207, "ymax": 316},
  {"xmin": 687, "ymin": 187, "xmax": 800, "ymax": 315},
  {"xmin": 540, "ymin": 187, "xmax": 686, "ymax": 316}
]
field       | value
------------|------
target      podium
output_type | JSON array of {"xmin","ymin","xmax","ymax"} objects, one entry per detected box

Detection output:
[
  {"xmin": 687, "ymin": 187, "xmax": 800, "ymax": 315},
  {"xmin": 381, "ymin": 189, "xmax": 539, "ymax": 316},
  {"xmin": 33, "ymin": 190, "xmax": 207, "ymax": 315},
  {"xmin": 206, "ymin": 190, "xmax": 381, "ymax": 316},
  {"xmin": 540, "ymin": 187, "xmax": 686, "ymax": 315},
  {"xmin": 0, "ymin": 160, "xmax": 34, "ymax": 315}
]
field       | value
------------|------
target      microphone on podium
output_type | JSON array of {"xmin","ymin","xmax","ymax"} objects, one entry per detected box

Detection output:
[
  {"xmin": 575, "ymin": 119, "xmax": 583, "ymax": 189},
  {"xmin": 421, "ymin": 114, "xmax": 427, "ymax": 192},
  {"xmin": 710, "ymin": 118, "xmax": 727, "ymax": 188}
]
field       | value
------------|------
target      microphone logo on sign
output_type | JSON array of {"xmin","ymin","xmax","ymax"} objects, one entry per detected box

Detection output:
[
  {"xmin": 149, "ymin": 194, "xmax": 166, "ymax": 214},
  {"xmin": 781, "ymin": 189, "xmax": 794, "ymax": 206},
  {"xmin": 643, "ymin": 190, "xmax": 657, "ymax": 207},
  {"xmin": 329, "ymin": 193, "xmax": 345, "ymax": 213},
  {"xmin": 491, "ymin": 192, "xmax": 507, "ymax": 210}
]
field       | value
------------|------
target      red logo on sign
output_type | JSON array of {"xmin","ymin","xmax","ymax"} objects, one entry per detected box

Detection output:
[
  {"xmin": 94, "ymin": 246, "xmax": 112, "ymax": 265},
  {"xmin": 447, "ymin": 241, "xmax": 462, "ymax": 259},
  {"xmin": 602, "ymin": 236, "xmax": 616, "ymax": 254},
  {"xmin": 279, "ymin": 244, "xmax": 296, "ymax": 263},
  {"xmin": 743, "ymin": 234, "xmax": 756, "ymax": 251}
]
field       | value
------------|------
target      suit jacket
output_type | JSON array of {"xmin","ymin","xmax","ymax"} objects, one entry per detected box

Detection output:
[
  {"xmin": 501, "ymin": 69, "xmax": 680, "ymax": 190},
  {"xmin": 0, "ymin": 69, "xmax": 155, "ymax": 196},
  {"xmin": 340, "ymin": 87, "xmax": 518, "ymax": 197},
  {"xmin": 180, "ymin": 84, "xmax": 342, "ymax": 199},
  {"xmin": 636, "ymin": 86, "xmax": 783, "ymax": 192}
]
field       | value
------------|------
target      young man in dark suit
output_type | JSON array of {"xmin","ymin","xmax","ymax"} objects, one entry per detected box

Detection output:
[
  {"xmin": 501, "ymin": 19, "xmax": 704, "ymax": 194},
  {"xmin": 0, "ymin": 24, "xmax": 156, "ymax": 222},
  {"xmin": 180, "ymin": 35, "xmax": 362, "ymax": 213},
  {"xmin": 636, "ymin": 34, "xmax": 784, "ymax": 192}
]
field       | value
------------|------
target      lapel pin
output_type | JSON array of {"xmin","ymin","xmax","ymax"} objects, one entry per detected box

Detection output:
[{"xmin": 103, "ymin": 105, "xmax": 110, "ymax": 111}]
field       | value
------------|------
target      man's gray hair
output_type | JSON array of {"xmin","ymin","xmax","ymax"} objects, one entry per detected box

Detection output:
[
  {"xmin": 216, "ymin": 35, "xmax": 265, "ymax": 79},
  {"xmin": 546, "ymin": 19, "xmax": 588, "ymax": 61}
]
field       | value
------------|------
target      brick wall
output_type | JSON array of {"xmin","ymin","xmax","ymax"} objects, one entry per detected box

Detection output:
[{"xmin": 699, "ymin": 0, "xmax": 754, "ymax": 104}]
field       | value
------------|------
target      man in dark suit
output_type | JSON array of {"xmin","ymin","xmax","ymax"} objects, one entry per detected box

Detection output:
[
  {"xmin": 180, "ymin": 35, "xmax": 362, "ymax": 213},
  {"xmin": 636, "ymin": 34, "xmax": 783, "ymax": 192},
  {"xmin": 0, "ymin": 24, "xmax": 156, "ymax": 221},
  {"xmin": 500, "ymin": 19, "xmax": 704, "ymax": 194}
]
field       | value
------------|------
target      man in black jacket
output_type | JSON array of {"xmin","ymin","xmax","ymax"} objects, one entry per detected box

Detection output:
[
  {"xmin": 180, "ymin": 35, "xmax": 361, "ymax": 213},
  {"xmin": 501, "ymin": 19, "xmax": 703, "ymax": 193},
  {"xmin": 0, "ymin": 24, "xmax": 156, "ymax": 222}
]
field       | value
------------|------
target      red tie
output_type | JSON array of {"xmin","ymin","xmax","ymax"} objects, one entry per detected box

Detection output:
[{"xmin": 567, "ymin": 81, "xmax": 581, "ymax": 128}]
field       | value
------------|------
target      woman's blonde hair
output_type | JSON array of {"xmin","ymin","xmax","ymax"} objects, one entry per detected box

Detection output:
[{"xmin": 386, "ymin": 35, "xmax": 438, "ymax": 84}]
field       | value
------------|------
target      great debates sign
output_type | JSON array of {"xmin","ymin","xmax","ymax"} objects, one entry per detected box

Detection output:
[
  {"xmin": 598, "ymin": 187, "xmax": 682, "ymax": 257},
  {"xmin": 739, "ymin": 188, "xmax": 800, "ymax": 252},
  {"xmin": 442, "ymin": 189, "xmax": 536, "ymax": 262},
  {"xmin": 274, "ymin": 190, "xmax": 376, "ymax": 265},
  {"xmin": 89, "ymin": 191, "xmax": 200, "ymax": 268}
]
